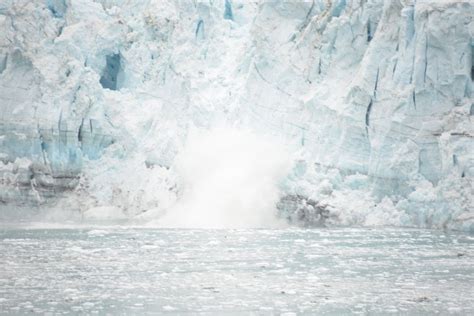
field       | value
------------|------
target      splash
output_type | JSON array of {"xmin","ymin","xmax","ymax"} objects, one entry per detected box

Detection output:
[{"xmin": 156, "ymin": 127, "xmax": 291, "ymax": 228}]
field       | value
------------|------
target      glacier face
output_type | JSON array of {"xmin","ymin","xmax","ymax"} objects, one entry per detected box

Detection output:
[{"xmin": 0, "ymin": 0, "xmax": 472, "ymax": 230}]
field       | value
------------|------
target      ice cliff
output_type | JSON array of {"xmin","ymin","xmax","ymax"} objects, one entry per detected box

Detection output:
[{"xmin": 0, "ymin": 0, "xmax": 472, "ymax": 230}]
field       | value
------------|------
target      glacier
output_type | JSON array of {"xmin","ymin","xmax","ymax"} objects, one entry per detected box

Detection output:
[{"xmin": 0, "ymin": 0, "xmax": 472, "ymax": 231}]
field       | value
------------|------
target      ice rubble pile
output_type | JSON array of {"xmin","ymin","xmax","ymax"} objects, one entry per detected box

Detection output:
[{"xmin": 0, "ymin": 0, "xmax": 472, "ymax": 230}]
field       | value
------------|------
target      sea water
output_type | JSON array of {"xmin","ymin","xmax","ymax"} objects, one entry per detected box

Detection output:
[{"xmin": 0, "ymin": 227, "xmax": 472, "ymax": 314}]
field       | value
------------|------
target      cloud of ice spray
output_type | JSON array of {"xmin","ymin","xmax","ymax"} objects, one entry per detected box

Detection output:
[{"xmin": 157, "ymin": 127, "xmax": 291, "ymax": 228}]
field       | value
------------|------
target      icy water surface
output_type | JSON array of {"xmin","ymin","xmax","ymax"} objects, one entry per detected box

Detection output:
[{"xmin": 0, "ymin": 228, "xmax": 473, "ymax": 315}]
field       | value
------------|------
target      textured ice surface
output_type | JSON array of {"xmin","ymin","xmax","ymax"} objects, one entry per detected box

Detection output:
[
  {"xmin": 0, "ymin": 228, "xmax": 473, "ymax": 314},
  {"xmin": 0, "ymin": 0, "xmax": 473, "ymax": 230}
]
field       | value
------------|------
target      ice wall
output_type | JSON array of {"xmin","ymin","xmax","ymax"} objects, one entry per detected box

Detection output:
[{"xmin": 0, "ymin": 0, "xmax": 472, "ymax": 230}]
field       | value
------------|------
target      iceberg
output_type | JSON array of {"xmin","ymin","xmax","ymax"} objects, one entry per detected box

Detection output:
[{"xmin": 0, "ymin": 0, "xmax": 472, "ymax": 230}]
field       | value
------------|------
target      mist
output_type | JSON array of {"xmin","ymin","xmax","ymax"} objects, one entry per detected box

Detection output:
[{"xmin": 155, "ymin": 127, "xmax": 291, "ymax": 228}]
